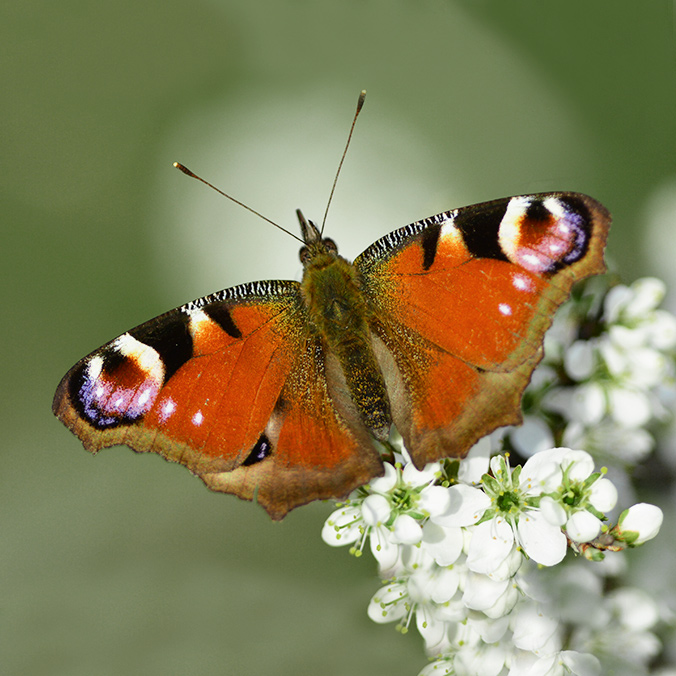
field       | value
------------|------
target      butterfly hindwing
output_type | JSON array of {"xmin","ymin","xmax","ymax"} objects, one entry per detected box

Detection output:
[
  {"xmin": 356, "ymin": 192, "xmax": 611, "ymax": 467},
  {"xmin": 52, "ymin": 280, "xmax": 383, "ymax": 519}
]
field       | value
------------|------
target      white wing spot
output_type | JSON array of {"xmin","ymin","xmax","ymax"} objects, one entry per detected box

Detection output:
[
  {"xmin": 138, "ymin": 389, "xmax": 151, "ymax": 407},
  {"xmin": 158, "ymin": 398, "xmax": 176, "ymax": 424},
  {"xmin": 512, "ymin": 273, "xmax": 534, "ymax": 292},
  {"xmin": 499, "ymin": 303, "xmax": 513, "ymax": 316},
  {"xmin": 543, "ymin": 196, "xmax": 565, "ymax": 219},
  {"xmin": 192, "ymin": 410, "xmax": 204, "ymax": 426},
  {"xmin": 523, "ymin": 252, "xmax": 543, "ymax": 268}
]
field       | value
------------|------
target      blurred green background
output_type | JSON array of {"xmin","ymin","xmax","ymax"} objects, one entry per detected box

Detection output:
[{"xmin": 3, "ymin": 2, "xmax": 675, "ymax": 675}]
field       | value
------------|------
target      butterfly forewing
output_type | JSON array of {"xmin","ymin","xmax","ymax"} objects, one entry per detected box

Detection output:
[
  {"xmin": 356, "ymin": 192, "xmax": 611, "ymax": 468},
  {"xmin": 53, "ymin": 279, "xmax": 384, "ymax": 518}
]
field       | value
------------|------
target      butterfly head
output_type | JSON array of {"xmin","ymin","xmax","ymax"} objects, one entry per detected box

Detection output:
[{"xmin": 297, "ymin": 209, "xmax": 338, "ymax": 268}]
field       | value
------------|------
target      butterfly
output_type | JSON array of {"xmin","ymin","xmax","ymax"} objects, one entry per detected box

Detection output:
[{"xmin": 53, "ymin": 98, "xmax": 611, "ymax": 520}]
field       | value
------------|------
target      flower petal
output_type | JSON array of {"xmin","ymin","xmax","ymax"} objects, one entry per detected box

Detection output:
[
  {"xmin": 370, "ymin": 462, "xmax": 398, "ymax": 492},
  {"xmin": 458, "ymin": 436, "xmax": 491, "ymax": 484},
  {"xmin": 466, "ymin": 517, "xmax": 515, "ymax": 574},
  {"xmin": 321, "ymin": 506, "xmax": 361, "ymax": 546},
  {"xmin": 419, "ymin": 485, "xmax": 452, "ymax": 517},
  {"xmin": 462, "ymin": 572, "xmax": 509, "ymax": 611},
  {"xmin": 608, "ymin": 387, "xmax": 652, "ymax": 428},
  {"xmin": 564, "ymin": 340, "xmax": 595, "ymax": 380},
  {"xmin": 391, "ymin": 513, "xmax": 422, "ymax": 544},
  {"xmin": 560, "ymin": 651, "xmax": 601, "ymax": 676},
  {"xmin": 511, "ymin": 604, "xmax": 560, "ymax": 652},
  {"xmin": 588, "ymin": 477, "xmax": 617, "ymax": 512},
  {"xmin": 566, "ymin": 510, "xmax": 601, "ymax": 543},
  {"xmin": 361, "ymin": 494, "xmax": 391, "ymax": 526},
  {"xmin": 433, "ymin": 484, "xmax": 491, "ymax": 528},
  {"xmin": 369, "ymin": 526, "xmax": 401, "ymax": 574},
  {"xmin": 571, "ymin": 383, "xmax": 606, "ymax": 425},
  {"xmin": 403, "ymin": 461, "xmax": 440, "ymax": 487},
  {"xmin": 517, "ymin": 510, "xmax": 567, "ymax": 565},
  {"xmin": 421, "ymin": 520, "xmax": 463, "ymax": 566},
  {"xmin": 559, "ymin": 449, "xmax": 595, "ymax": 481},
  {"xmin": 520, "ymin": 449, "xmax": 564, "ymax": 494},
  {"xmin": 539, "ymin": 496, "xmax": 567, "ymax": 527},
  {"xmin": 511, "ymin": 417, "xmax": 555, "ymax": 458}
]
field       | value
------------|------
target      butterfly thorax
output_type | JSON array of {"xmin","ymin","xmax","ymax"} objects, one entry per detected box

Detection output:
[{"xmin": 298, "ymin": 217, "xmax": 391, "ymax": 441}]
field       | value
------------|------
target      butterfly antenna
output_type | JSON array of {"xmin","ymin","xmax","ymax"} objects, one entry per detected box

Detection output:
[
  {"xmin": 320, "ymin": 89, "xmax": 366, "ymax": 236},
  {"xmin": 173, "ymin": 162, "xmax": 305, "ymax": 244}
]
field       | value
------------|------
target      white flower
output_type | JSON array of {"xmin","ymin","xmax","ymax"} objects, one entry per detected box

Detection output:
[
  {"xmin": 536, "ymin": 276, "xmax": 676, "ymax": 462},
  {"xmin": 615, "ymin": 503, "xmax": 664, "ymax": 545},
  {"xmin": 368, "ymin": 563, "xmax": 466, "ymax": 653},
  {"xmin": 468, "ymin": 453, "xmax": 569, "ymax": 569},
  {"xmin": 367, "ymin": 581, "xmax": 408, "ymax": 624},
  {"xmin": 536, "ymin": 448, "xmax": 617, "ymax": 544},
  {"xmin": 321, "ymin": 457, "xmax": 451, "ymax": 572}
]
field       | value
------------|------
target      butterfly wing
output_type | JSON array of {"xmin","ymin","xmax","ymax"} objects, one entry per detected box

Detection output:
[
  {"xmin": 355, "ymin": 192, "xmax": 611, "ymax": 467},
  {"xmin": 53, "ymin": 281, "xmax": 383, "ymax": 519}
]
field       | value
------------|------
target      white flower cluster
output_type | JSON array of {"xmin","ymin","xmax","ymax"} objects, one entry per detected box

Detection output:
[
  {"xmin": 513, "ymin": 278, "xmax": 676, "ymax": 465},
  {"xmin": 322, "ymin": 447, "xmax": 663, "ymax": 676},
  {"xmin": 320, "ymin": 276, "xmax": 675, "ymax": 674}
]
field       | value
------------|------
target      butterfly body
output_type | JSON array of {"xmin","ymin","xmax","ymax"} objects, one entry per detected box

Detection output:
[
  {"xmin": 299, "ymin": 213, "xmax": 392, "ymax": 442},
  {"xmin": 54, "ymin": 192, "xmax": 610, "ymax": 519}
]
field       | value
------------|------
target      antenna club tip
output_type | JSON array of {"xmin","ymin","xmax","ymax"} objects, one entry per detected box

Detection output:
[
  {"xmin": 173, "ymin": 162, "xmax": 194, "ymax": 177},
  {"xmin": 357, "ymin": 90, "xmax": 366, "ymax": 112}
]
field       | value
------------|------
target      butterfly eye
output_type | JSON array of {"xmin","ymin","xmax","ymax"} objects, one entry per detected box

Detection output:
[
  {"xmin": 299, "ymin": 245, "xmax": 310, "ymax": 263},
  {"xmin": 323, "ymin": 238, "xmax": 338, "ymax": 253}
]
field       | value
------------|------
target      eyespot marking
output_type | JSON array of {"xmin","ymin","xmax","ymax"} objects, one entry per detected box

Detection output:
[
  {"xmin": 69, "ymin": 334, "xmax": 165, "ymax": 429},
  {"xmin": 242, "ymin": 434, "xmax": 273, "ymax": 466}
]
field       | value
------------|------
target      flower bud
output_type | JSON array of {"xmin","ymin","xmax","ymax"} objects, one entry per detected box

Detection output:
[{"xmin": 615, "ymin": 503, "xmax": 663, "ymax": 545}]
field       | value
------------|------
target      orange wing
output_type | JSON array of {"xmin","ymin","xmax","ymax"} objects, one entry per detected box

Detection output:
[
  {"xmin": 356, "ymin": 193, "xmax": 611, "ymax": 468},
  {"xmin": 53, "ymin": 281, "xmax": 382, "ymax": 519}
]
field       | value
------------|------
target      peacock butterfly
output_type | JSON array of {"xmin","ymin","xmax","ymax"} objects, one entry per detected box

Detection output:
[{"xmin": 53, "ymin": 93, "xmax": 611, "ymax": 519}]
